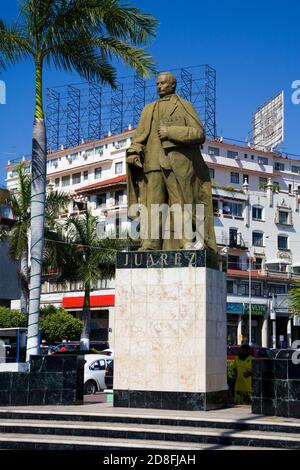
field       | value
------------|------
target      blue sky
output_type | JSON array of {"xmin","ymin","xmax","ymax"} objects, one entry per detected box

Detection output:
[{"xmin": 1, "ymin": 0, "xmax": 300, "ymax": 185}]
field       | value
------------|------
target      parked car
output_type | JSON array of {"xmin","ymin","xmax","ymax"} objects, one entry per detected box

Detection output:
[
  {"xmin": 90, "ymin": 341, "xmax": 110, "ymax": 352},
  {"xmin": 105, "ymin": 359, "xmax": 114, "ymax": 389},
  {"xmin": 274, "ymin": 348, "xmax": 300, "ymax": 360},
  {"xmin": 84, "ymin": 354, "xmax": 112, "ymax": 394},
  {"xmin": 227, "ymin": 345, "xmax": 274, "ymax": 361},
  {"xmin": 51, "ymin": 342, "xmax": 81, "ymax": 354}
]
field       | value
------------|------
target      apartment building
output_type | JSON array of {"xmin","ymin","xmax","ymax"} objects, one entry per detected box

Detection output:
[{"xmin": 6, "ymin": 132, "xmax": 300, "ymax": 347}]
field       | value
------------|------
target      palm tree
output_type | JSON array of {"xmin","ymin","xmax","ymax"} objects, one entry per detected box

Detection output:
[
  {"xmin": 53, "ymin": 209, "xmax": 123, "ymax": 350},
  {"xmin": 289, "ymin": 284, "xmax": 300, "ymax": 317},
  {"xmin": 5, "ymin": 164, "xmax": 69, "ymax": 317},
  {"xmin": 0, "ymin": 0, "xmax": 157, "ymax": 358}
]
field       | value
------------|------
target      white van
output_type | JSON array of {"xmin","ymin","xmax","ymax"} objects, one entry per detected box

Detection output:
[{"xmin": 83, "ymin": 354, "xmax": 113, "ymax": 395}]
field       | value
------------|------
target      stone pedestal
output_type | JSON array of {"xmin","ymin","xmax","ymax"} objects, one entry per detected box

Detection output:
[
  {"xmin": 113, "ymin": 250, "xmax": 228, "ymax": 411},
  {"xmin": 252, "ymin": 357, "xmax": 300, "ymax": 418}
]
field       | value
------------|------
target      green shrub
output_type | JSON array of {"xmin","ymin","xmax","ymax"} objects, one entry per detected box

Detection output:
[
  {"xmin": 227, "ymin": 359, "xmax": 236, "ymax": 403},
  {"xmin": 0, "ymin": 307, "xmax": 26, "ymax": 328},
  {"xmin": 40, "ymin": 309, "xmax": 82, "ymax": 344}
]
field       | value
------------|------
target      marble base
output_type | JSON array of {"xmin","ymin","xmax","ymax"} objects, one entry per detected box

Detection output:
[
  {"xmin": 113, "ymin": 249, "xmax": 228, "ymax": 411},
  {"xmin": 114, "ymin": 389, "xmax": 228, "ymax": 411},
  {"xmin": 0, "ymin": 355, "xmax": 84, "ymax": 406},
  {"xmin": 252, "ymin": 358, "xmax": 300, "ymax": 418}
]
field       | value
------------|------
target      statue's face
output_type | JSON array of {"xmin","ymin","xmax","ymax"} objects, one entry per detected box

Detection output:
[{"xmin": 157, "ymin": 74, "xmax": 175, "ymax": 98}]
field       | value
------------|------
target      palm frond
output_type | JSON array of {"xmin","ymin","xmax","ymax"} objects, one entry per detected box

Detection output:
[
  {"xmin": 9, "ymin": 221, "xmax": 28, "ymax": 260},
  {"xmin": 46, "ymin": 40, "xmax": 116, "ymax": 85},
  {"xmin": 93, "ymin": 36, "xmax": 156, "ymax": 78},
  {"xmin": 71, "ymin": 0, "xmax": 158, "ymax": 45},
  {"xmin": 289, "ymin": 284, "xmax": 300, "ymax": 316},
  {"xmin": 0, "ymin": 18, "xmax": 33, "ymax": 70},
  {"xmin": 45, "ymin": 190, "xmax": 69, "ymax": 228},
  {"xmin": 41, "ymin": 0, "xmax": 157, "ymax": 82}
]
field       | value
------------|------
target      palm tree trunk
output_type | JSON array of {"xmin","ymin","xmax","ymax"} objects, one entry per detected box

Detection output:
[
  {"xmin": 20, "ymin": 248, "xmax": 29, "ymax": 317},
  {"xmin": 26, "ymin": 60, "xmax": 46, "ymax": 361},
  {"xmin": 80, "ymin": 282, "xmax": 91, "ymax": 351}
]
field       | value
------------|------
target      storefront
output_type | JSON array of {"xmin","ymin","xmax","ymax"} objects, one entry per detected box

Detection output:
[
  {"xmin": 227, "ymin": 302, "xmax": 266, "ymax": 346},
  {"xmin": 227, "ymin": 303, "xmax": 243, "ymax": 345},
  {"xmin": 62, "ymin": 293, "xmax": 115, "ymax": 343},
  {"xmin": 242, "ymin": 304, "xmax": 266, "ymax": 346}
]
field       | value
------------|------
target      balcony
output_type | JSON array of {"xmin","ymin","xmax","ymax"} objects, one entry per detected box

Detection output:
[{"xmin": 217, "ymin": 235, "xmax": 248, "ymax": 250}]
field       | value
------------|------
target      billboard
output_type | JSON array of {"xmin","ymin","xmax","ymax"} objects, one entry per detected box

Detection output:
[{"xmin": 252, "ymin": 91, "xmax": 284, "ymax": 150}]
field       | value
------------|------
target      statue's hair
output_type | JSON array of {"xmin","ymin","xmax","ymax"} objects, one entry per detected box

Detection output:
[{"xmin": 157, "ymin": 71, "xmax": 177, "ymax": 89}]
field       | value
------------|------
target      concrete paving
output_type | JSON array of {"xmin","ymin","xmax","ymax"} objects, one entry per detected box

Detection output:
[{"xmin": 0, "ymin": 392, "xmax": 299, "ymax": 427}]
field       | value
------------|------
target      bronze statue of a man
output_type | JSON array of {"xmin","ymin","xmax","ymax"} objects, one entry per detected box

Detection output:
[{"xmin": 126, "ymin": 71, "xmax": 217, "ymax": 254}]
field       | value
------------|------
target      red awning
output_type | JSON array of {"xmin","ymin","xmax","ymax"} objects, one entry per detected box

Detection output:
[
  {"xmin": 76, "ymin": 175, "xmax": 127, "ymax": 193},
  {"xmin": 62, "ymin": 294, "xmax": 115, "ymax": 309}
]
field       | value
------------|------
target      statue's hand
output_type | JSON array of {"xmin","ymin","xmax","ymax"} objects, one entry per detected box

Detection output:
[
  {"xmin": 158, "ymin": 125, "xmax": 168, "ymax": 140},
  {"xmin": 126, "ymin": 154, "xmax": 143, "ymax": 168}
]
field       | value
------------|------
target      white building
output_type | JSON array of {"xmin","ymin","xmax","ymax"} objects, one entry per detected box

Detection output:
[{"xmin": 7, "ymin": 131, "xmax": 300, "ymax": 347}]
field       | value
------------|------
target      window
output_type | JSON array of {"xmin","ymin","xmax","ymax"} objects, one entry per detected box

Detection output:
[
  {"xmin": 209, "ymin": 168, "xmax": 215, "ymax": 179},
  {"xmin": 70, "ymin": 153, "xmax": 79, "ymax": 161},
  {"xmin": 251, "ymin": 282, "xmax": 262, "ymax": 297},
  {"xmin": 276, "ymin": 209, "xmax": 292, "ymax": 225},
  {"xmin": 244, "ymin": 153, "xmax": 248, "ymax": 158},
  {"xmin": 278, "ymin": 211, "xmax": 288, "ymax": 225},
  {"xmin": 259, "ymin": 177, "xmax": 268, "ymax": 188},
  {"xmin": 238, "ymin": 281, "xmax": 248, "ymax": 296},
  {"xmin": 228, "ymin": 255, "xmax": 240, "ymax": 270},
  {"xmin": 72, "ymin": 172, "xmax": 81, "ymax": 185},
  {"xmin": 229, "ymin": 228, "xmax": 238, "ymax": 247},
  {"xmin": 227, "ymin": 150, "xmax": 239, "ymax": 159},
  {"xmin": 258, "ymin": 156, "xmax": 268, "ymax": 165},
  {"xmin": 115, "ymin": 162, "xmax": 123, "ymax": 174},
  {"xmin": 227, "ymin": 280, "xmax": 234, "ymax": 294},
  {"xmin": 267, "ymin": 284, "xmax": 286, "ymax": 295},
  {"xmin": 208, "ymin": 146, "xmax": 220, "ymax": 156},
  {"xmin": 251, "ymin": 155, "xmax": 255, "ymax": 160},
  {"xmin": 253, "ymin": 257, "xmax": 263, "ymax": 270},
  {"xmin": 291, "ymin": 165, "xmax": 300, "ymax": 174},
  {"xmin": 114, "ymin": 139, "xmax": 127, "ymax": 149},
  {"xmin": 274, "ymin": 162, "xmax": 285, "ymax": 171},
  {"xmin": 47, "ymin": 158, "xmax": 59, "ymax": 168},
  {"xmin": 288, "ymin": 184, "xmax": 292, "ymax": 194},
  {"xmin": 213, "ymin": 199, "xmax": 219, "ymax": 215},
  {"xmin": 95, "ymin": 146, "xmax": 103, "ymax": 156},
  {"xmin": 115, "ymin": 190, "xmax": 124, "ymax": 205},
  {"xmin": 62, "ymin": 175, "xmax": 70, "ymax": 187},
  {"xmin": 278, "ymin": 235, "xmax": 288, "ymax": 250},
  {"xmin": 89, "ymin": 360, "xmax": 105, "ymax": 371},
  {"xmin": 94, "ymin": 167, "xmax": 102, "ymax": 179},
  {"xmin": 83, "ymin": 170, "xmax": 88, "ymax": 180},
  {"xmin": 252, "ymin": 206, "xmax": 263, "ymax": 220},
  {"xmin": 55, "ymin": 178, "xmax": 60, "ymax": 187},
  {"xmin": 230, "ymin": 172, "xmax": 239, "ymax": 184},
  {"xmin": 222, "ymin": 201, "xmax": 243, "ymax": 217},
  {"xmin": 96, "ymin": 195, "xmax": 105, "ymax": 207},
  {"xmin": 86, "ymin": 149, "xmax": 94, "ymax": 158},
  {"xmin": 238, "ymin": 281, "xmax": 262, "ymax": 297},
  {"xmin": 252, "ymin": 231, "xmax": 264, "ymax": 247}
]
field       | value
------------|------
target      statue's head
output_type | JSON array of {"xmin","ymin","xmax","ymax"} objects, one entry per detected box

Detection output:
[{"xmin": 156, "ymin": 72, "xmax": 177, "ymax": 98}]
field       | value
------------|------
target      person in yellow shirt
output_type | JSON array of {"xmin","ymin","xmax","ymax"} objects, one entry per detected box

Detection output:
[{"xmin": 233, "ymin": 343, "xmax": 252, "ymax": 405}]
